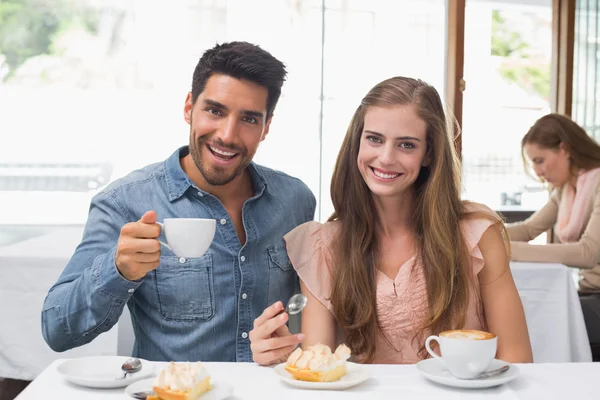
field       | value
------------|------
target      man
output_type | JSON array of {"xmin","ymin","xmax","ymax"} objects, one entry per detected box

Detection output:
[{"xmin": 41, "ymin": 41, "xmax": 316, "ymax": 362}]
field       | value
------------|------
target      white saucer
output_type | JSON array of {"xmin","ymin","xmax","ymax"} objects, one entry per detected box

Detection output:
[
  {"xmin": 125, "ymin": 378, "xmax": 233, "ymax": 400},
  {"xmin": 416, "ymin": 358, "xmax": 519, "ymax": 389},
  {"xmin": 57, "ymin": 356, "xmax": 155, "ymax": 389},
  {"xmin": 274, "ymin": 362, "xmax": 370, "ymax": 390}
]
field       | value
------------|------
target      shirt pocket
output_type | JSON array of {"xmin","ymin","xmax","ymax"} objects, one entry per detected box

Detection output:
[
  {"xmin": 155, "ymin": 253, "xmax": 214, "ymax": 321},
  {"xmin": 267, "ymin": 244, "xmax": 297, "ymax": 306}
]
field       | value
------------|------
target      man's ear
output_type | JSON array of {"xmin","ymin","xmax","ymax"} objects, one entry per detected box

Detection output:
[
  {"xmin": 183, "ymin": 92, "xmax": 193, "ymax": 124},
  {"xmin": 261, "ymin": 116, "xmax": 273, "ymax": 141}
]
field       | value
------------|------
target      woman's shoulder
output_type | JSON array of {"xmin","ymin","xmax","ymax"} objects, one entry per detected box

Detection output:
[
  {"xmin": 460, "ymin": 201, "xmax": 502, "ymax": 247},
  {"xmin": 284, "ymin": 220, "xmax": 341, "ymax": 249}
]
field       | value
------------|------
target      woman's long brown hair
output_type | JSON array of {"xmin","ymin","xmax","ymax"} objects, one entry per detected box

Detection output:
[
  {"xmin": 521, "ymin": 113, "xmax": 600, "ymax": 178},
  {"xmin": 328, "ymin": 77, "xmax": 501, "ymax": 362}
]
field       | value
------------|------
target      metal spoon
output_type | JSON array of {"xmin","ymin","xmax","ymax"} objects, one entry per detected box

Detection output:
[
  {"xmin": 467, "ymin": 364, "xmax": 510, "ymax": 380},
  {"xmin": 130, "ymin": 391, "xmax": 155, "ymax": 399},
  {"xmin": 118, "ymin": 357, "xmax": 142, "ymax": 379},
  {"xmin": 277, "ymin": 293, "xmax": 308, "ymax": 316}
]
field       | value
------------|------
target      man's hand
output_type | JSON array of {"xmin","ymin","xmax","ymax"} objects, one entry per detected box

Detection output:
[
  {"xmin": 115, "ymin": 210, "xmax": 162, "ymax": 281},
  {"xmin": 249, "ymin": 301, "xmax": 305, "ymax": 366}
]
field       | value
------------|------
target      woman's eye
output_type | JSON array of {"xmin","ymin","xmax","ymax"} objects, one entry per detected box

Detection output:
[{"xmin": 366, "ymin": 135, "xmax": 382, "ymax": 143}]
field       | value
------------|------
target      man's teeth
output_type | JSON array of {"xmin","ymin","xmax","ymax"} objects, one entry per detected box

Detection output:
[
  {"xmin": 373, "ymin": 169, "xmax": 399, "ymax": 179},
  {"xmin": 210, "ymin": 146, "xmax": 236, "ymax": 157}
]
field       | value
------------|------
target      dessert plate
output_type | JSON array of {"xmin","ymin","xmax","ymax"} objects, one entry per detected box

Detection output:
[
  {"xmin": 274, "ymin": 362, "xmax": 370, "ymax": 390},
  {"xmin": 125, "ymin": 378, "xmax": 233, "ymax": 399},
  {"xmin": 57, "ymin": 356, "xmax": 155, "ymax": 388},
  {"xmin": 416, "ymin": 358, "xmax": 519, "ymax": 389}
]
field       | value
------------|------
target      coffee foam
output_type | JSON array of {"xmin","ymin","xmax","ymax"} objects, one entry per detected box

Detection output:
[{"xmin": 440, "ymin": 329, "xmax": 495, "ymax": 340}]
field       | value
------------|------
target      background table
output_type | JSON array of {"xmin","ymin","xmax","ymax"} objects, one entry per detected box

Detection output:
[
  {"xmin": 0, "ymin": 229, "xmax": 591, "ymax": 382},
  {"xmin": 510, "ymin": 261, "xmax": 592, "ymax": 363},
  {"xmin": 0, "ymin": 227, "xmax": 121, "ymax": 381},
  {"xmin": 15, "ymin": 360, "xmax": 599, "ymax": 399}
]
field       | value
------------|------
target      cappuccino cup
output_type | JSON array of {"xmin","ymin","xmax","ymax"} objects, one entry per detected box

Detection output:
[
  {"xmin": 156, "ymin": 218, "xmax": 216, "ymax": 258},
  {"xmin": 425, "ymin": 329, "xmax": 497, "ymax": 379}
]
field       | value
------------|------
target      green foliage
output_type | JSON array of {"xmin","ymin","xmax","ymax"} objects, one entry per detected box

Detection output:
[
  {"xmin": 491, "ymin": 9, "xmax": 550, "ymax": 101},
  {"xmin": 0, "ymin": 0, "xmax": 99, "ymax": 80}
]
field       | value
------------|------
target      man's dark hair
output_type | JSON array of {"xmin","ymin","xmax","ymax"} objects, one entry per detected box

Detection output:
[{"xmin": 191, "ymin": 41, "xmax": 287, "ymax": 118}]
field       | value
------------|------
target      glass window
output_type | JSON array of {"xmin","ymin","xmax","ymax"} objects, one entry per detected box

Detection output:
[{"xmin": 461, "ymin": 0, "xmax": 552, "ymax": 212}]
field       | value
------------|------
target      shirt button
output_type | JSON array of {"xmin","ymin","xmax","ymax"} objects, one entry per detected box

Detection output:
[
  {"xmin": 220, "ymin": 218, "xmax": 227, "ymax": 225},
  {"xmin": 128, "ymin": 289, "xmax": 135, "ymax": 294},
  {"xmin": 241, "ymin": 332, "xmax": 248, "ymax": 339},
  {"xmin": 178, "ymin": 257, "xmax": 186, "ymax": 263},
  {"xmin": 242, "ymin": 293, "xmax": 247, "ymax": 300},
  {"xmin": 240, "ymin": 256, "xmax": 246, "ymax": 262},
  {"xmin": 197, "ymin": 191, "xmax": 203, "ymax": 197}
]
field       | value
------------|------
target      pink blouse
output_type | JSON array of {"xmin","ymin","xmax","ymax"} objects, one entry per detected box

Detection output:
[{"xmin": 283, "ymin": 203, "xmax": 495, "ymax": 364}]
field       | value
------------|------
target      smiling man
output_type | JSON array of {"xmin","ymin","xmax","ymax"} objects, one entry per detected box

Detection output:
[{"xmin": 41, "ymin": 42, "xmax": 316, "ymax": 362}]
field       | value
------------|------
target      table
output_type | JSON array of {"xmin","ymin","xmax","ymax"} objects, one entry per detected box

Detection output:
[
  {"xmin": 0, "ymin": 229, "xmax": 591, "ymax": 382},
  {"xmin": 0, "ymin": 227, "xmax": 121, "ymax": 381},
  {"xmin": 14, "ymin": 360, "xmax": 598, "ymax": 399},
  {"xmin": 510, "ymin": 262, "xmax": 592, "ymax": 363}
]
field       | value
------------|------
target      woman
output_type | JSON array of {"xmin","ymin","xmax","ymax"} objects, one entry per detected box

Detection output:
[
  {"xmin": 506, "ymin": 113, "xmax": 600, "ymax": 357},
  {"xmin": 249, "ymin": 77, "xmax": 532, "ymax": 365}
]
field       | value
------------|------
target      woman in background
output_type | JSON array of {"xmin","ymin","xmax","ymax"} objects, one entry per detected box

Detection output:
[
  {"xmin": 507, "ymin": 113, "xmax": 600, "ymax": 357},
  {"xmin": 250, "ymin": 76, "xmax": 532, "ymax": 365}
]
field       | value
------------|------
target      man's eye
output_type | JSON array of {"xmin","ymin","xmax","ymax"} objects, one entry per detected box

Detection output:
[
  {"xmin": 242, "ymin": 116, "xmax": 257, "ymax": 124},
  {"xmin": 206, "ymin": 108, "xmax": 222, "ymax": 116}
]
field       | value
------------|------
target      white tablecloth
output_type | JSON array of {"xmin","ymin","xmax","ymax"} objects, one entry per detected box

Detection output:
[
  {"xmin": 0, "ymin": 230, "xmax": 591, "ymax": 382},
  {"xmin": 0, "ymin": 227, "xmax": 120, "ymax": 381},
  {"xmin": 15, "ymin": 360, "xmax": 599, "ymax": 399},
  {"xmin": 510, "ymin": 262, "xmax": 592, "ymax": 363}
]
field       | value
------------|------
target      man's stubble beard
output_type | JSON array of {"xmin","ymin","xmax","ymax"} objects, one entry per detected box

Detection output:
[{"xmin": 189, "ymin": 127, "xmax": 251, "ymax": 186}]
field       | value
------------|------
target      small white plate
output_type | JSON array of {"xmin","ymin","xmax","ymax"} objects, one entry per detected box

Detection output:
[
  {"xmin": 274, "ymin": 362, "xmax": 370, "ymax": 390},
  {"xmin": 57, "ymin": 356, "xmax": 155, "ymax": 389},
  {"xmin": 125, "ymin": 378, "xmax": 233, "ymax": 399},
  {"xmin": 416, "ymin": 358, "xmax": 519, "ymax": 389}
]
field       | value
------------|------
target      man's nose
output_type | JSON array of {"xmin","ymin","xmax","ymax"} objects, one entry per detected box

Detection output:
[{"xmin": 219, "ymin": 116, "xmax": 239, "ymax": 143}]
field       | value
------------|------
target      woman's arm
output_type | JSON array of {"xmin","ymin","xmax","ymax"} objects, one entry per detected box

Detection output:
[
  {"xmin": 505, "ymin": 194, "xmax": 558, "ymax": 242},
  {"xmin": 299, "ymin": 279, "xmax": 337, "ymax": 350},
  {"xmin": 510, "ymin": 185, "xmax": 600, "ymax": 268},
  {"xmin": 478, "ymin": 224, "xmax": 533, "ymax": 363}
]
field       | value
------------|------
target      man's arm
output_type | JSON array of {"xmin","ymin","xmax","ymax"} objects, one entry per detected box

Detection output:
[{"xmin": 41, "ymin": 191, "xmax": 141, "ymax": 352}]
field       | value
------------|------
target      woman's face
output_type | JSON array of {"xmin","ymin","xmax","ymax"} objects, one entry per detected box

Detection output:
[
  {"xmin": 524, "ymin": 142, "xmax": 571, "ymax": 186},
  {"xmin": 357, "ymin": 104, "xmax": 428, "ymax": 200}
]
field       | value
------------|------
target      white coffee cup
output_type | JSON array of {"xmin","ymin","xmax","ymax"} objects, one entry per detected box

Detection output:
[
  {"xmin": 425, "ymin": 329, "xmax": 497, "ymax": 379},
  {"xmin": 156, "ymin": 218, "xmax": 216, "ymax": 258}
]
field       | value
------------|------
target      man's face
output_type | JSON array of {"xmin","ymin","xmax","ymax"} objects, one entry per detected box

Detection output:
[{"xmin": 184, "ymin": 73, "xmax": 271, "ymax": 186}]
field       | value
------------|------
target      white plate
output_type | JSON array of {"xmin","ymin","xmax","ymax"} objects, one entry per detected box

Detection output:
[
  {"xmin": 125, "ymin": 378, "xmax": 233, "ymax": 399},
  {"xmin": 274, "ymin": 362, "xmax": 370, "ymax": 390},
  {"xmin": 57, "ymin": 356, "xmax": 155, "ymax": 389},
  {"xmin": 416, "ymin": 358, "xmax": 519, "ymax": 389}
]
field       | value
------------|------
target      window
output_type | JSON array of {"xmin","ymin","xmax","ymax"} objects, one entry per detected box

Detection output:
[
  {"xmin": 461, "ymin": 0, "xmax": 552, "ymax": 212},
  {"xmin": 0, "ymin": 0, "xmax": 448, "ymax": 251}
]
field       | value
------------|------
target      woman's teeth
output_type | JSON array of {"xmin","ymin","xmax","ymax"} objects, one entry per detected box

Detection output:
[{"xmin": 373, "ymin": 169, "xmax": 399, "ymax": 179}]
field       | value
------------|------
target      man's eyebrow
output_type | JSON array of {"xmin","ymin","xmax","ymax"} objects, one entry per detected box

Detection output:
[
  {"xmin": 363, "ymin": 130, "xmax": 421, "ymax": 141},
  {"xmin": 203, "ymin": 99, "xmax": 264, "ymax": 119}
]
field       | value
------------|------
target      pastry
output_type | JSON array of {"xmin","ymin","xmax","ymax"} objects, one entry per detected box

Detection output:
[
  {"xmin": 148, "ymin": 361, "xmax": 211, "ymax": 400},
  {"xmin": 284, "ymin": 343, "xmax": 351, "ymax": 382}
]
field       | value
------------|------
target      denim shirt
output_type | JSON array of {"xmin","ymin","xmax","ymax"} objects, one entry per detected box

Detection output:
[{"xmin": 41, "ymin": 146, "xmax": 316, "ymax": 362}]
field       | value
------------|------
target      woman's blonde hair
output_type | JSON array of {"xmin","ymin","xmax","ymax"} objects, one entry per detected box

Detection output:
[{"xmin": 328, "ymin": 76, "xmax": 503, "ymax": 362}]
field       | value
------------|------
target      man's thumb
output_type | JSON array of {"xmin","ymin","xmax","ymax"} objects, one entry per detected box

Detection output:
[{"xmin": 140, "ymin": 210, "xmax": 157, "ymax": 224}]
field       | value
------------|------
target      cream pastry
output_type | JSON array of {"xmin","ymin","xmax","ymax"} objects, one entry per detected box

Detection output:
[
  {"xmin": 285, "ymin": 344, "xmax": 351, "ymax": 382},
  {"xmin": 148, "ymin": 361, "xmax": 211, "ymax": 400}
]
